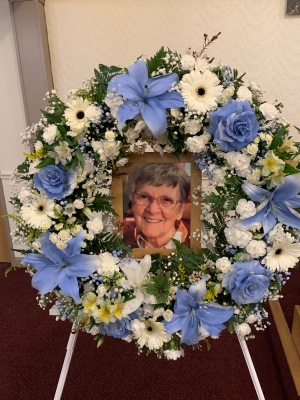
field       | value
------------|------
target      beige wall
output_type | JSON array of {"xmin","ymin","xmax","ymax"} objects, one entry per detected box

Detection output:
[{"xmin": 45, "ymin": 0, "xmax": 300, "ymax": 138}]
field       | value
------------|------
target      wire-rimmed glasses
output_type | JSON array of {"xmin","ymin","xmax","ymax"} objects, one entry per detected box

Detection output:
[{"xmin": 132, "ymin": 191, "xmax": 181, "ymax": 210}]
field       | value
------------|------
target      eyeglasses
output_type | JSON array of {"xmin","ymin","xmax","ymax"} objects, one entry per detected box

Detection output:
[{"xmin": 132, "ymin": 191, "xmax": 181, "ymax": 210}]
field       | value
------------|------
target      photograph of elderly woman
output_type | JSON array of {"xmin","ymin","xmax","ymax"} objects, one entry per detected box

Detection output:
[{"xmin": 123, "ymin": 163, "xmax": 191, "ymax": 249}]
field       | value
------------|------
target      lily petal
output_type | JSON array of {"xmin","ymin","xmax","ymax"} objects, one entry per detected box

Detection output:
[
  {"xmin": 38, "ymin": 233, "xmax": 64, "ymax": 264},
  {"xmin": 66, "ymin": 254, "xmax": 99, "ymax": 276},
  {"xmin": 32, "ymin": 266, "xmax": 66, "ymax": 294},
  {"xmin": 273, "ymin": 173, "xmax": 300, "ymax": 202},
  {"xmin": 146, "ymin": 73, "xmax": 179, "ymax": 97},
  {"xmin": 60, "ymin": 275, "xmax": 81, "ymax": 303},
  {"xmin": 276, "ymin": 202, "xmax": 300, "ymax": 229},
  {"xmin": 64, "ymin": 229, "xmax": 86, "ymax": 257},
  {"xmin": 156, "ymin": 91, "xmax": 185, "ymax": 109},
  {"xmin": 201, "ymin": 321, "xmax": 226, "ymax": 337},
  {"xmin": 21, "ymin": 253, "xmax": 56, "ymax": 271},
  {"xmin": 242, "ymin": 183, "xmax": 270, "ymax": 202},
  {"xmin": 108, "ymin": 74, "xmax": 144, "ymax": 100},
  {"xmin": 195, "ymin": 303, "xmax": 234, "ymax": 325},
  {"xmin": 128, "ymin": 60, "xmax": 148, "ymax": 86},
  {"xmin": 188, "ymin": 278, "xmax": 207, "ymax": 302},
  {"xmin": 139, "ymin": 98, "xmax": 167, "ymax": 137},
  {"xmin": 180, "ymin": 311, "xmax": 199, "ymax": 345},
  {"xmin": 116, "ymin": 101, "xmax": 140, "ymax": 130}
]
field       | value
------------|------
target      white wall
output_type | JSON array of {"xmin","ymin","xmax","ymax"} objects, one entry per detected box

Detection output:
[
  {"xmin": 0, "ymin": 0, "xmax": 27, "ymax": 247},
  {"xmin": 45, "ymin": 0, "xmax": 300, "ymax": 138},
  {"xmin": 0, "ymin": 0, "xmax": 26, "ymax": 174}
]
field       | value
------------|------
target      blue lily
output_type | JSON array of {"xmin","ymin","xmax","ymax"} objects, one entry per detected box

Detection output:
[
  {"xmin": 107, "ymin": 59, "xmax": 185, "ymax": 137},
  {"xmin": 164, "ymin": 278, "xmax": 234, "ymax": 345},
  {"xmin": 236, "ymin": 173, "xmax": 300, "ymax": 235},
  {"xmin": 21, "ymin": 230, "xmax": 99, "ymax": 303}
]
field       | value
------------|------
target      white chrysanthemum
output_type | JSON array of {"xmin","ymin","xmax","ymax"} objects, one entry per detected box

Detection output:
[
  {"xmin": 136, "ymin": 319, "xmax": 171, "ymax": 350},
  {"xmin": 225, "ymin": 219, "xmax": 252, "ymax": 248},
  {"xmin": 163, "ymin": 348, "xmax": 185, "ymax": 360},
  {"xmin": 181, "ymin": 70, "xmax": 223, "ymax": 114},
  {"xmin": 20, "ymin": 192, "xmax": 55, "ymax": 229},
  {"xmin": 87, "ymin": 217, "xmax": 103, "ymax": 235},
  {"xmin": 98, "ymin": 252, "xmax": 119, "ymax": 277},
  {"xmin": 235, "ymin": 199, "xmax": 256, "ymax": 219},
  {"xmin": 184, "ymin": 119, "xmax": 202, "ymax": 135},
  {"xmin": 216, "ymin": 257, "xmax": 231, "ymax": 273},
  {"xmin": 64, "ymin": 97, "xmax": 90, "ymax": 133},
  {"xmin": 264, "ymin": 239, "xmax": 300, "ymax": 272},
  {"xmin": 246, "ymin": 240, "xmax": 267, "ymax": 258}
]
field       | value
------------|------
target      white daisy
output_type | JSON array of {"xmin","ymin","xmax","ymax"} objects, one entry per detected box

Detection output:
[
  {"xmin": 264, "ymin": 239, "xmax": 300, "ymax": 271},
  {"xmin": 180, "ymin": 69, "xmax": 223, "ymax": 114},
  {"xmin": 136, "ymin": 319, "xmax": 171, "ymax": 350},
  {"xmin": 64, "ymin": 97, "xmax": 90, "ymax": 133},
  {"xmin": 20, "ymin": 191, "xmax": 55, "ymax": 229}
]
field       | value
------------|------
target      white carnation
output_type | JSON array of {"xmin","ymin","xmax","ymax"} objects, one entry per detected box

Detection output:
[
  {"xmin": 181, "ymin": 54, "xmax": 195, "ymax": 71},
  {"xmin": 74, "ymin": 199, "xmax": 84, "ymax": 209},
  {"xmin": 98, "ymin": 252, "xmax": 119, "ymax": 276},
  {"xmin": 195, "ymin": 59, "xmax": 209, "ymax": 72},
  {"xmin": 246, "ymin": 240, "xmax": 267, "ymax": 258},
  {"xmin": 116, "ymin": 158, "xmax": 128, "ymax": 167},
  {"xmin": 184, "ymin": 119, "xmax": 202, "ymax": 135},
  {"xmin": 186, "ymin": 134, "xmax": 210, "ymax": 153},
  {"xmin": 225, "ymin": 219, "xmax": 252, "ymax": 247},
  {"xmin": 87, "ymin": 217, "xmax": 103, "ymax": 235},
  {"xmin": 235, "ymin": 199, "xmax": 256, "ymax": 219},
  {"xmin": 237, "ymin": 86, "xmax": 252, "ymax": 103},
  {"xmin": 18, "ymin": 188, "xmax": 32, "ymax": 203},
  {"xmin": 34, "ymin": 140, "xmax": 43, "ymax": 151},
  {"xmin": 224, "ymin": 152, "xmax": 250, "ymax": 175},
  {"xmin": 259, "ymin": 103, "xmax": 278, "ymax": 120},
  {"xmin": 43, "ymin": 125, "xmax": 58, "ymax": 144},
  {"xmin": 236, "ymin": 323, "xmax": 251, "ymax": 338},
  {"xmin": 85, "ymin": 104, "xmax": 102, "ymax": 123},
  {"xmin": 246, "ymin": 314, "xmax": 258, "ymax": 324},
  {"xmin": 163, "ymin": 348, "xmax": 184, "ymax": 360},
  {"xmin": 216, "ymin": 257, "xmax": 231, "ymax": 273},
  {"xmin": 130, "ymin": 319, "xmax": 145, "ymax": 336}
]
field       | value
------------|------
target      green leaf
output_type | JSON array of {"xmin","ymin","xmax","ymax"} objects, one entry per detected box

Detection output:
[
  {"xmin": 75, "ymin": 148, "xmax": 85, "ymax": 170},
  {"xmin": 146, "ymin": 46, "xmax": 167, "ymax": 74},
  {"xmin": 268, "ymin": 125, "xmax": 289, "ymax": 150},
  {"xmin": 41, "ymin": 109, "xmax": 62, "ymax": 124},
  {"xmin": 17, "ymin": 159, "xmax": 29, "ymax": 174},
  {"xmin": 65, "ymin": 156, "xmax": 78, "ymax": 170},
  {"xmin": 283, "ymin": 163, "xmax": 300, "ymax": 174},
  {"xmin": 144, "ymin": 272, "xmax": 170, "ymax": 303},
  {"xmin": 92, "ymin": 193, "xmax": 118, "ymax": 216},
  {"xmin": 35, "ymin": 156, "xmax": 55, "ymax": 169}
]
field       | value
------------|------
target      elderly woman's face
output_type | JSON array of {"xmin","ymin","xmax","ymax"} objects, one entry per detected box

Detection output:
[{"xmin": 131, "ymin": 183, "xmax": 185, "ymax": 247}]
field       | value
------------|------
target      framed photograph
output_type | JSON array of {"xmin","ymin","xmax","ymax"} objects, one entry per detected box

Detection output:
[
  {"xmin": 286, "ymin": 0, "xmax": 300, "ymax": 15},
  {"xmin": 112, "ymin": 153, "xmax": 201, "ymax": 258}
]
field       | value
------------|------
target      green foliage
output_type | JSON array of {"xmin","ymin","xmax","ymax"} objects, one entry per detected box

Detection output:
[
  {"xmin": 146, "ymin": 46, "xmax": 167, "ymax": 74},
  {"xmin": 89, "ymin": 231, "xmax": 131, "ymax": 255},
  {"xmin": 75, "ymin": 148, "xmax": 85, "ymax": 169},
  {"xmin": 268, "ymin": 125, "xmax": 289, "ymax": 150},
  {"xmin": 204, "ymin": 192, "xmax": 226, "ymax": 209},
  {"xmin": 17, "ymin": 159, "xmax": 30, "ymax": 174},
  {"xmin": 5, "ymin": 263, "xmax": 26, "ymax": 277},
  {"xmin": 35, "ymin": 156, "xmax": 55, "ymax": 169},
  {"xmin": 94, "ymin": 64, "xmax": 124, "ymax": 102},
  {"xmin": 41, "ymin": 109, "xmax": 62, "ymax": 124},
  {"xmin": 92, "ymin": 193, "xmax": 118, "ymax": 216},
  {"xmin": 144, "ymin": 271, "xmax": 171, "ymax": 303},
  {"xmin": 171, "ymin": 240, "xmax": 204, "ymax": 274}
]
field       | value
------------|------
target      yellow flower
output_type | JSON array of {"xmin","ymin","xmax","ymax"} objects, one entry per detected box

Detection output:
[
  {"xmin": 82, "ymin": 292, "xmax": 97, "ymax": 314},
  {"xmin": 93, "ymin": 299, "xmax": 114, "ymax": 324},
  {"xmin": 279, "ymin": 137, "xmax": 298, "ymax": 153},
  {"xmin": 203, "ymin": 287, "xmax": 215, "ymax": 301},
  {"xmin": 258, "ymin": 150, "xmax": 285, "ymax": 177},
  {"xmin": 177, "ymin": 264, "xmax": 187, "ymax": 281},
  {"xmin": 111, "ymin": 298, "xmax": 125, "ymax": 320}
]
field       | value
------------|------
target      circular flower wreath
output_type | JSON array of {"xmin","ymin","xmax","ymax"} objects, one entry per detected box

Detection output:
[{"xmin": 10, "ymin": 33, "xmax": 300, "ymax": 360}]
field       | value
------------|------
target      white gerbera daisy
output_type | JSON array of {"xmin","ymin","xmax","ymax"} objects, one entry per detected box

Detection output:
[
  {"xmin": 64, "ymin": 97, "xmax": 90, "ymax": 133},
  {"xmin": 180, "ymin": 69, "xmax": 223, "ymax": 114},
  {"xmin": 264, "ymin": 239, "xmax": 300, "ymax": 271},
  {"xmin": 20, "ymin": 191, "xmax": 55, "ymax": 229},
  {"xmin": 136, "ymin": 319, "xmax": 171, "ymax": 350}
]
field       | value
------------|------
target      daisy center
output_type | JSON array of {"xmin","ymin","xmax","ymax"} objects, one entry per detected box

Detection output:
[
  {"xmin": 76, "ymin": 111, "xmax": 85, "ymax": 120},
  {"xmin": 197, "ymin": 87, "xmax": 206, "ymax": 97},
  {"xmin": 275, "ymin": 249, "xmax": 282, "ymax": 255},
  {"xmin": 147, "ymin": 327, "xmax": 153, "ymax": 331},
  {"xmin": 37, "ymin": 205, "xmax": 44, "ymax": 213}
]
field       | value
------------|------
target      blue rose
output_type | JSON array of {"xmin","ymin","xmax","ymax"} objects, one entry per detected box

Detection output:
[
  {"xmin": 208, "ymin": 99, "xmax": 259, "ymax": 151},
  {"xmin": 222, "ymin": 260, "xmax": 272, "ymax": 305},
  {"xmin": 100, "ymin": 311, "xmax": 139, "ymax": 339},
  {"xmin": 34, "ymin": 163, "xmax": 78, "ymax": 200}
]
